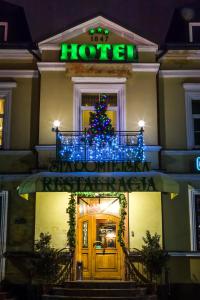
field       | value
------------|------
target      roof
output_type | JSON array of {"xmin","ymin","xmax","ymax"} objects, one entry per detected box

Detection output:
[
  {"xmin": 165, "ymin": 3, "xmax": 200, "ymax": 49},
  {"xmin": 0, "ymin": 0, "xmax": 35, "ymax": 49}
]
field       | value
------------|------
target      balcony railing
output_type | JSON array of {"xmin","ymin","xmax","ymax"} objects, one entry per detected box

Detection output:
[{"xmin": 55, "ymin": 129, "xmax": 145, "ymax": 162}]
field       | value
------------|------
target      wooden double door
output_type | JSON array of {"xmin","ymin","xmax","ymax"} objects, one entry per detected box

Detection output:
[{"xmin": 77, "ymin": 213, "xmax": 122, "ymax": 280}]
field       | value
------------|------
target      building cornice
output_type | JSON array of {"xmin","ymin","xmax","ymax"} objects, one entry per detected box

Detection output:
[
  {"xmin": 162, "ymin": 149, "xmax": 200, "ymax": 155},
  {"xmin": 0, "ymin": 82, "xmax": 17, "ymax": 88},
  {"xmin": 37, "ymin": 62, "xmax": 66, "ymax": 72},
  {"xmin": 183, "ymin": 83, "xmax": 200, "ymax": 91},
  {"xmin": 159, "ymin": 70, "xmax": 200, "ymax": 78},
  {"xmin": 71, "ymin": 77, "xmax": 127, "ymax": 83},
  {"xmin": 137, "ymin": 45, "xmax": 158, "ymax": 52},
  {"xmin": 132, "ymin": 63, "xmax": 160, "ymax": 73},
  {"xmin": 159, "ymin": 50, "xmax": 200, "ymax": 61},
  {"xmin": 0, "ymin": 70, "xmax": 38, "ymax": 78},
  {"xmin": 0, "ymin": 49, "xmax": 33, "ymax": 60}
]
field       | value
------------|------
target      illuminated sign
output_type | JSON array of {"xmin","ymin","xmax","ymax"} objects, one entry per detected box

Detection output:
[
  {"xmin": 43, "ymin": 176, "xmax": 156, "ymax": 192},
  {"xmin": 48, "ymin": 161, "xmax": 151, "ymax": 173},
  {"xmin": 60, "ymin": 43, "xmax": 137, "ymax": 62},
  {"xmin": 196, "ymin": 157, "xmax": 200, "ymax": 171}
]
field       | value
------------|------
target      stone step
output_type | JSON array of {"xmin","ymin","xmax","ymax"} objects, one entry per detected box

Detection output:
[
  {"xmin": 51, "ymin": 287, "xmax": 147, "ymax": 297},
  {"xmin": 61, "ymin": 281, "xmax": 147, "ymax": 289},
  {"xmin": 42, "ymin": 296, "xmax": 155, "ymax": 300}
]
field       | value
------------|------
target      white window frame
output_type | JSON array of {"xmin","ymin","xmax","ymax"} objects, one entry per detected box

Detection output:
[
  {"xmin": 189, "ymin": 22, "xmax": 200, "ymax": 43},
  {"xmin": 0, "ymin": 82, "xmax": 16, "ymax": 149},
  {"xmin": 0, "ymin": 191, "xmax": 8, "ymax": 281},
  {"xmin": 72, "ymin": 77, "xmax": 126, "ymax": 131},
  {"xmin": 183, "ymin": 83, "xmax": 200, "ymax": 149},
  {"xmin": 0, "ymin": 22, "xmax": 8, "ymax": 42},
  {"xmin": 189, "ymin": 187, "xmax": 200, "ymax": 251}
]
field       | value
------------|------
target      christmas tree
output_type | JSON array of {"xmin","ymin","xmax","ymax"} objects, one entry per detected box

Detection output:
[{"xmin": 86, "ymin": 94, "xmax": 115, "ymax": 144}]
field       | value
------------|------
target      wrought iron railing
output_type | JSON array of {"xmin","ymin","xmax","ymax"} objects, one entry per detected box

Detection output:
[
  {"xmin": 123, "ymin": 247, "xmax": 150, "ymax": 283},
  {"xmin": 54, "ymin": 128, "xmax": 145, "ymax": 162}
]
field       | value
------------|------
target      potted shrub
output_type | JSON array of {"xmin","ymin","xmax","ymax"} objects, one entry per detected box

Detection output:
[
  {"xmin": 141, "ymin": 230, "xmax": 168, "ymax": 283},
  {"xmin": 33, "ymin": 233, "xmax": 62, "ymax": 292}
]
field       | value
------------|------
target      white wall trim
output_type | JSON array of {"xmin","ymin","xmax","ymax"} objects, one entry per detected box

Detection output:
[
  {"xmin": 73, "ymin": 82, "xmax": 126, "ymax": 131},
  {"xmin": 162, "ymin": 149, "xmax": 200, "ymax": 155},
  {"xmin": 0, "ymin": 22, "xmax": 8, "ymax": 42},
  {"xmin": 159, "ymin": 70, "xmax": 200, "ymax": 78},
  {"xmin": 71, "ymin": 77, "xmax": 127, "ymax": 83},
  {"xmin": 0, "ymin": 50, "xmax": 33, "ymax": 60},
  {"xmin": 189, "ymin": 22, "xmax": 200, "ymax": 43},
  {"xmin": 0, "ymin": 191, "xmax": 8, "ymax": 281},
  {"xmin": 37, "ymin": 62, "xmax": 66, "ymax": 72},
  {"xmin": 0, "ymin": 82, "xmax": 17, "ymax": 89},
  {"xmin": 188, "ymin": 187, "xmax": 199, "ymax": 251},
  {"xmin": 0, "ymin": 70, "xmax": 38, "ymax": 78},
  {"xmin": 132, "ymin": 63, "xmax": 160, "ymax": 73},
  {"xmin": 0, "ymin": 85, "xmax": 17, "ymax": 149},
  {"xmin": 137, "ymin": 45, "xmax": 158, "ymax": 52},
  {"xmin": 168, "ymin": 251, "xmax": 200, "ymax": 257},
  {"xmin": 170, "ymin": 174, "xmax": 200, "ymax": 180},
  {"xmin": 35, "ymin": 145, "xmax": 56, "ymax": 151},
  {"xmin": 144, "ymin": 146, "xmax": 162, "ymax": 152},
  {"xmin": 183, "ymin": 83, "xmax": 200, "ymax": 91}
]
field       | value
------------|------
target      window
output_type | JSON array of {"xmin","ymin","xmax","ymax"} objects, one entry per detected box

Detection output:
[
  {"xmin": 0, "ymin": 83, "xmax": 17, "ymax": 149},
  {"xmin": 0, "ymin": 191, "xmax": 8, "ymax": 281},
  {"xmin": 72, "ymin": 77, "xmax": 126, "ymax": 131},
  {"xmin": 0, "ymin": 99, "xmax": 4, "ymax": 148},
  {"xmin": 0, "ymin": 22, "xmax": 8, "ymax": 42},
  {"xmin": 183, "ymin": 83, "xmax": 200, "ymax": 148},
  {"xmin": 81, "ymin": 93, "xmax": 117, "ymax": 130},
  {"xmin": 189, "ymin": 188, "xmax": 200, "ymax": 251}
]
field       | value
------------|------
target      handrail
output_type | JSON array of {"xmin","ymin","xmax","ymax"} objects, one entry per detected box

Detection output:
[{"xmin": 123, "ymin": 246, "xmax": 150, "ymax": 283}]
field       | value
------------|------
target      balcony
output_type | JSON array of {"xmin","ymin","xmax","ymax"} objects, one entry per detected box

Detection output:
[{"xmin": 55, "ymin": 129, "xmax": 145, "ymax": 162}]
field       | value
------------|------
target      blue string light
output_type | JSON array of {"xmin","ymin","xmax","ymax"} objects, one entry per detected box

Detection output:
[{"xmin": 57, "ymin": 132, "xmax": 145, "ymax": 162}]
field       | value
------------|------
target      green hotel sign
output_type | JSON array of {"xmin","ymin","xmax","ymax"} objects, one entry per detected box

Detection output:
[{"xmin": 60, "ymin": 43, "xmax": 137, "ymax": 62}]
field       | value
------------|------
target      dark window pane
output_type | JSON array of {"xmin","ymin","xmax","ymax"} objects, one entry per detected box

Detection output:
[
  {"xmin": 192, "ymin": 101, "xmax": 200, "ymax": 114},
  {"xmin": 192, "ymin": 26, "xmax": 200, "ymax": 43},
  {"xmin": 194, "ymin": 132, "xmax": 200, "ymax": 145},
  {"xmin": 0, "ymin": 26, "xmax": 5, "ymax": 41},
  {"xmin": 194, "ymin": 119, "xmax": 200, "ymax": 131}
]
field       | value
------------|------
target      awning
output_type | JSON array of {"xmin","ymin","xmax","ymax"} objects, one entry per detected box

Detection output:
[{"xmin": 18, "ymin": 171, "xmax": 179, "ymax": 199}]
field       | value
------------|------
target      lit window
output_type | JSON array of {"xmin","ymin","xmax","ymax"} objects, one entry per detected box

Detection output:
[
  {"xmin": 0, "ymin": 99, "xmax": 5, "ymax": 148},
  {"xmin": 81, "ymin": 93, "xmax": 117, "ymax": 130}
]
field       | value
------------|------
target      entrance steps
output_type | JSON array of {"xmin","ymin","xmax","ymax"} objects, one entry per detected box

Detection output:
[{"xmin": 42, "ymin": 281, "xmax": 157, "ymax": 300}]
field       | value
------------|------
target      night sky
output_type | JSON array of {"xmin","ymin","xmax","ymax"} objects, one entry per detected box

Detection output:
[{"xmin": 3, "ymin": 0, "xmax": 200, "ymax": 44}]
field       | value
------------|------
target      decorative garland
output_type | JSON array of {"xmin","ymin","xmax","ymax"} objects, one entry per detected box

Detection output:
[
  {"xmin": 66, "ymin": 192, "xmax": 127, "ymax": 251},
  {"xmin": 66, "ymin": 194, "xmax": 76, "ymax": 251}
]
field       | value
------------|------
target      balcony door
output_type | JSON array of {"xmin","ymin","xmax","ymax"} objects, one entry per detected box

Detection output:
[
  {"xmin": 81, "ymin": 93, "xmax": 118, "ymax": 131},
  {"xmin": 72, "ymin": 78, "xmax": 126, "ymax": 132},
  {"xmin": 77, "ymin": 197, "xmax": 123, "ymax": 280}
]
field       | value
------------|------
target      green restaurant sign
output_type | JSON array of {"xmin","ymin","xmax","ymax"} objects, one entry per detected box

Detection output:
[{"xmin": 60, "ymin": 43, "xmax": 137, "ymax": 62}]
